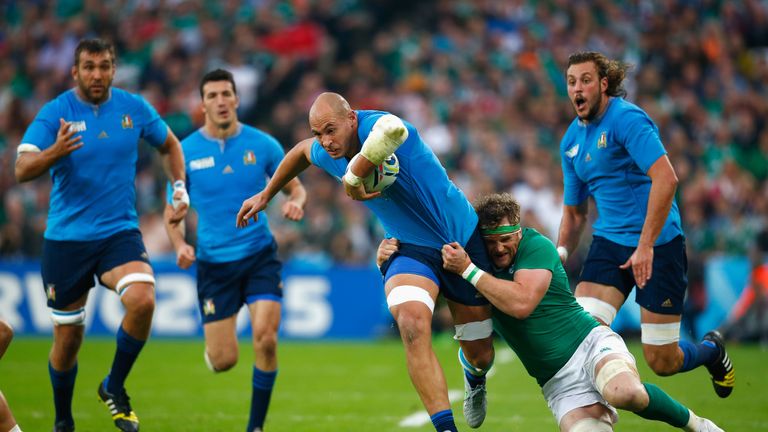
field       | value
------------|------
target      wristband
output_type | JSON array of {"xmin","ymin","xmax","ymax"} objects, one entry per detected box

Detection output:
[
  {"xmin": 461, "ymin": 262, "xmax": 486, "ymax": 287},
  {"xmin": 172, "ymin": 180, "xmax": 189, "ymax": 209},
  {"xmin": 556, "ymin": 246, "xmax": 569, "ymax": 261},
  {"xmin": 343, "ymin": 171, "xmax": 362, "ymax": 187}
]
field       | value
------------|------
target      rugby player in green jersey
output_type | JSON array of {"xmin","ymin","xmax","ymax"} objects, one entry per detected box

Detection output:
[{"xmin": 378, "ymin": 193, "xmax": 724, "ymax": 432}]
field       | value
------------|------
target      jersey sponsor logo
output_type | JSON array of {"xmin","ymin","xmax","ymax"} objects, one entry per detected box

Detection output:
[
  {"xmin": 190, "ymin": 156, "xmax": 215, "ymax": 171},
  {"xmin": 222, "ymin": 165, "xmax": 234, "ymax": 174},
  {"xmin": 69, "ymin": 121, "xmax": 87, "ymax": 132},
  {"xmin": 565, "ymin": 144, "xmax": 579, "ymax": 158},
  {"xmin": 661, "ymin": 298, "xmax": 673, "ymax": 308},
  {"xmin": 203, "ymin": 298, "xmax": 216, "ymax": 316},
  {"xmin": 597, "ymin": 131, "xmax": 607, "ymax": 148},
  {"xmin": 121, "ymin": 114, "xmax": 133, "ymax": 129},
  {"xmin": 243, "ymin": 150, "xmax": 256, "ymax": 165},
  {"xmin": 98, "ymin": 130, "xmax": 109, "ymax": 139}
]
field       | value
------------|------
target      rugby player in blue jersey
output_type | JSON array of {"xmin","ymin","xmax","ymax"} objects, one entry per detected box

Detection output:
[
  {"xmin": 555, "ymin": 51, "xmax": 734, "ymax": 398},
  {"xmin": 15, "ymin": 39, "xmax": 189, "ymax": 432},
  {"xmin": 236, "ymin": 93, "xmax": 495, "ymax": 431},
  {"xmin": 0, "ymin": 319, "xmax": 21, "ymax": 432},
  {"xmin": 164, "ymin": 69, "xmax": 305, "ymax": 432}
]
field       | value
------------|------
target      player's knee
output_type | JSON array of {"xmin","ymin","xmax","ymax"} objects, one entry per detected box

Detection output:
[
  {"xmin": 602, "ymin": 381, "xmax": 648, "ymax": 411},
  {"xmin": 253, "ymin": 329, "xmax": 278, "ymax": 360},
  {"xmin": 206, "ymin": 348, "xmax": 238, "ymax": 372},
  {"xmin": 0, "ymin": 321, "xmax": 13, "ymax": 346},
  {"xmin": 396, "ymin": 311, "xmax": 431, "ymax": 346},
  {"xmin": 123, "ymin": 285, "xmax": 156, "ymax": 317}
]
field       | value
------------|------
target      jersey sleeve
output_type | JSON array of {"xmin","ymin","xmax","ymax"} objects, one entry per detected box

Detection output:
[
  {"xmin": 357, "ymin": 111, "xmax": 384, "ymax": 144},
  {"xmin": 264, "ymin": 135, "xmax": 286, "ymax": 177},
  {"xmin": 137, "ymin": 95, "xmax": 169, "ymax": 148},
  {"xmin": 560, "ymin": 134, "xmax": 589, "ymax": 206},
  {"xmin": 616, "ymin": 108, "xmax": 666, "ymax": 173},
  {"xmin": 19, "ymin": 101, "xmax": 59, "ymax": 153},
  {"xmin": 515, "ymin": 233, "xmax": 560, "ymax": 273}
]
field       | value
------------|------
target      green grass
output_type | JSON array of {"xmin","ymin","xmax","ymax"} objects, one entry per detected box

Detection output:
[{"xmin": 1, "ymin": 336, "xmax": 766, "ymax": 431}]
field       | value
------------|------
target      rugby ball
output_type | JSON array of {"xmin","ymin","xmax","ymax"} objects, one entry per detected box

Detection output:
[{"xmin": 346, "ymin": 153, "xmax": 399, "ymax": 192}]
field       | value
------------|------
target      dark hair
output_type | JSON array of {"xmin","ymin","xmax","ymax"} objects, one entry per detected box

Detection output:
[
  {"xmin": 567, "ymin": 51, "xmax": 631, "ymax": 97},
  {"xmin": 199, "ymin": 69, "xmax": 237, "ymax": 98},
  {"xmin": 474, "ymin": 193, "xmax": 521, "ymax": 228},
  {"xmin": 74, "ymin": 39, "xmax": 116, "ymax": 66}
]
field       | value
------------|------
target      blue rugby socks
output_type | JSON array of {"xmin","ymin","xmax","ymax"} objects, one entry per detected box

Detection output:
[
  {"xmin": 678, "ymin": 339, "xmax": 718, "ymax": 372},
  {"xmin": 49, "ymin": 362, "xmax": 77, "ymax": 427},
  {"xmin": 430, "ymin": 409, "xmax": 458, "ymax": 432},
  {"xmin": 248, "ymin": 367, "xmax": 277, "ymax": 431},
  {"xmin": 106, "ymin": 325, "xmax": 146, "ymax": 394}
]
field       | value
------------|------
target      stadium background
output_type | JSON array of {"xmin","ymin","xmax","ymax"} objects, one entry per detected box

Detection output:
[{"xmin": 0, "ymin": 0, "xmax": 767, "ymax": 431}]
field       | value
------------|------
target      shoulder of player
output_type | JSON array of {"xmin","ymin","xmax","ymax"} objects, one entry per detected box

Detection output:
[
  {"xmin": 239, "ymin": 124, "xmax": 280, "ymax": 146},
  {"xmin": 559, "ymin": 118, "xmax": 582, "ymax": 151},
  {"xmin": 520, "ymin": 228, "xmax": 556, "ymax": 253},
  {"xmin": 609, "ymin": 97, "xmax": 651, "ymax": 123}
]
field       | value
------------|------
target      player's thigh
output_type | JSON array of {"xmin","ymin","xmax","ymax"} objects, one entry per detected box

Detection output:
[
  {"xmin": 203, "ymin": 314, "xmax": 239, "ymax": 354},
  {"xmin": 574, "ymin": 282, "xmax": 626, "ymax": 310},
  {"xmin": 640, "ymin": 307, "xmax": 682, "ymax": 360},
  {"xmin": 384, "ymin": 273, "xmax": 439, "ymax": 320},
  {"xmin": 248, "ymin": 300, "xmax": 281, "ymax": 338},
  {"xmin": 97, "ymin": 230, "xmax": 155, "ymax": 296},
  {"xmin": 559, "ymin": 404, "xmax": 614, "ymax": 432}
]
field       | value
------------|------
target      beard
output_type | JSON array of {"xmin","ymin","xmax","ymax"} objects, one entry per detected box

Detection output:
[
  {"xmin": 579, "ymin": 91, "xmax": 603, "ymax": 122},
  {"xmin": 76, "ymin": 77, "xmax": 111, "ymax": 105}
]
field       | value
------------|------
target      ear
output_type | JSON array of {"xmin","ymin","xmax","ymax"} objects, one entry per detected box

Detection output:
[
  {"xmin": 71, "ymin": 65, "xmax": 78, "ymax": 81},
  {"xmin": 349, "ymin": 110, "xmax": 357, "ymax": 128},
  {"xmin": 601, "ymin": 76, "xmax": 608, "ymax": 94}
]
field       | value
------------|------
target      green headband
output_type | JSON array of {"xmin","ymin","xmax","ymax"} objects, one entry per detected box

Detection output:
[{"xmin": 480, "ymin": 224, "xmax": 521, "ymax": 235}]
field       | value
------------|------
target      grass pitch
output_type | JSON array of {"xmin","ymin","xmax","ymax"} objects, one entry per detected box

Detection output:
[{"xmin": 1, "ymin": 335, "xmax": 766, "ymax": 431}]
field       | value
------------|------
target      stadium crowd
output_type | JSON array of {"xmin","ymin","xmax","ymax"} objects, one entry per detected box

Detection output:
[{"xmin": 0, "ymin": 0, "xmax": 766, "ymax": 290}]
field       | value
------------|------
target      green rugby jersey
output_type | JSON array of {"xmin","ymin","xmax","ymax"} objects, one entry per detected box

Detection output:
[{"xmin": 491, "ymin": 228, "xmax": 599, "ymax": 386}]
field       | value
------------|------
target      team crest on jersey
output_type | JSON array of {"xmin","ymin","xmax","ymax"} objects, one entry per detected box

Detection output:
[
  {"xmin": 69, "ymin": 121, "xmax": 87, "ymax": 132},
  {"xmin": 203, "ymin": 298, "xmax": 216, "ymax": 316},
  {"xmin": 46, "ymin": 284, "xmax": 56, "ymax": 301},
  {"xmin": 585, "ymin": 153, "xmax": 592, "ymax": 162},
  {"xmin": 597, "ymin": 131, "xmax": 607, "ymax": 148},
  {"xmin": 243, "ymin": 150, "xmax": 256, "ymax": 165},
  {"xmin": 121, "ymin": 114, "xmax": 133, "ymax": 129}
]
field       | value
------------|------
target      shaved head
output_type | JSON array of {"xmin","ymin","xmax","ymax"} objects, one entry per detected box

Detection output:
[
  {"xmin": 309, "ymin": 92, "xmax": 352, "ymax": 122},
  {"xmin": 309, "ymin": 92, "xmax": 359, "ymax": 159}
]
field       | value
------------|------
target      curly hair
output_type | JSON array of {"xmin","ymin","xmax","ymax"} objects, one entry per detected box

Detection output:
[
  {"xmin": 567, "ymin": 51, "xmax": 631, "ymax": 97},
  {"xmin": 474, "ymin": 193, "xmax": 521, "ymax": 228}
]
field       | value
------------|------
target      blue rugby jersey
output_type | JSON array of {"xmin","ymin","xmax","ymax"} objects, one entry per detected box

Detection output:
[
  {"xmin": 19, "ymin": 88, "xmax": 168, "ymax": 241},
  {"xmin": 171, "ymin": 124, "xmax": 284, "ymax": 262},
  {"xmin": 560, "ymin": 97, "xmax": 683, "ymax": 246},
  {"xmin": 311, "ymin": 110, "xmax": 478, "ymax": 249}
]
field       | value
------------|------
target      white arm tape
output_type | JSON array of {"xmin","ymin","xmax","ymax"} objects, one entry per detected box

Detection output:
[
  {"xmin": 116, "ymin": 273, "xmax": 156, "ymax": 297},
  {"xmin": 386, "ymin": 285, "xmax": 435, "ymax": 313},
  {"xmin": 569, "ymin": 418, "xmax": 613, "ymax": 432},
  {"xmin": 360, "ymin": 114, "xmax": 409, "ymax": 165},
  {"xmin": 461, "ymin": 262, "xmax": 486, "ymax": 287},
  {"xmin": 52, "ymin": 307, "xmax": 86, "ymax": 326},
  {"xmin": 17, "ymin": 143, "xmax": 42, "ymax": 154},
  {"xmin": 556, "ymin": 246, "xmax": 569, "ymax": 262},
  {"xmin": 454, "ymin": 319, "xmax": 493, "ymax": 341},
  {"xmin": 640, "ymin": 322, "xmax": 681, "ymax": 345},
  {"xmin": 172, "ymin": 180, "xmax": 190, "ymax": 210}
]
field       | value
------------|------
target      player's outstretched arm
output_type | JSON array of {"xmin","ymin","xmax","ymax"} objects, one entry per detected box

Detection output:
[
  {"xmin": 556, "ymin": 200, "xmax": 589, "ymax": 263},
  {"xmin": 237, "ymin": 138, "xmax": 313, "ymax": 227},
  {"xmin": 442, "ymin": 242, "xmax": 550, "ymax": 319},
  {"xmin": 157, "ymin": 128, "xmax": 189, "ymax": 224},
  {"xmin": 620, "ymin": 155, "xmax": 678, "ymax": 288},
  {"xmin": 163, "ymin": 203, "xmax": 196, "ymax": 270},
  {"xmin": 15, "ymin": 118, "xmax": 83, "ymax": 183},
  {"xmin": 280, "ymin": 177, "xmax": 307, "ymax": 221}
]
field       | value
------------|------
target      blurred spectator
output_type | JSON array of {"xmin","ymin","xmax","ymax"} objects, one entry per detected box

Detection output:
[{"xmin": 0, "ymin": 0, "xmax": 765, "ymax": 273}]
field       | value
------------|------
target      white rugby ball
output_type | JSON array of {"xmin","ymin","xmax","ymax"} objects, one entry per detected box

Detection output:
[{"xmin": 346, "ymin": 153, "xmax": 399, "ymax": 192}]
